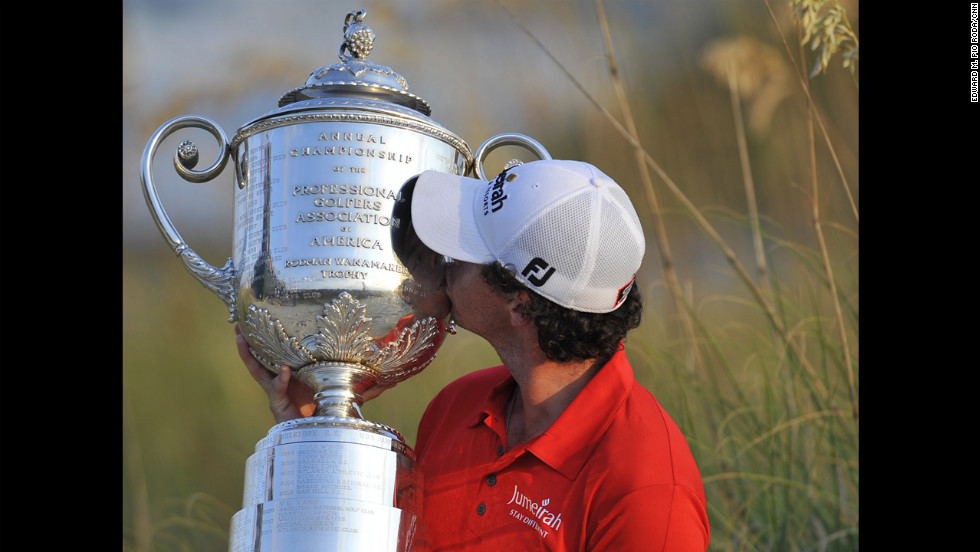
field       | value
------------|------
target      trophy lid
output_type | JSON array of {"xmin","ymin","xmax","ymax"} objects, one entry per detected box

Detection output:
[{"xmin": 277, "ymin": 9, "xmax": 431, "ymax": 116}]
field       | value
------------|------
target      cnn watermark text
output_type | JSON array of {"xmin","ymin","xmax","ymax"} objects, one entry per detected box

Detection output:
[{"xmin": 972, "ymin": 3, "xmax": 978, "ymax": 101}]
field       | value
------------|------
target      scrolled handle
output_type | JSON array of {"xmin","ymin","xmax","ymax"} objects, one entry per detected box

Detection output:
[
  {"xmin": 140, "ymin": 115, "xmax": 238, "ymax": 322},
  {"xmin": 472, "ymin": 133, "xmax": 552, "ymax": 180}
]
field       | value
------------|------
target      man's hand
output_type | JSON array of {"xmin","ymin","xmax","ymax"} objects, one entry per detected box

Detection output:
[
  {"xmin": 236, "ymin": 327, "xmax": 398, "ymax": 421},
  {"xmin": 236, "ymin": 326, "xmax": 316, "ymax": 423}
]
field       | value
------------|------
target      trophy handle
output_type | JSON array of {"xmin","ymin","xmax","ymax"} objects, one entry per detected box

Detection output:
[
  {"xmin": 140, "ymin": 115, "xmax": 239, "ymax": 322},
  {"xmin": 472, "ymin": 133, "xmax": 552, "ymax": 180}
]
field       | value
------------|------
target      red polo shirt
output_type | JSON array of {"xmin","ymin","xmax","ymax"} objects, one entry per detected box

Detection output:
[{"xmin": 413, "ymin": 349, "xmax": 709, "ymax": 551}]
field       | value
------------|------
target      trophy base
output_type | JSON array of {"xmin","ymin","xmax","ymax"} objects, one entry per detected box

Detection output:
[
  {"xmin": 229, "ymin": 497, "xmax": 417, "ymax": 551},
  {"xmin": 229, "ymin": 416, "xmax": 423, "ymax": 552}
]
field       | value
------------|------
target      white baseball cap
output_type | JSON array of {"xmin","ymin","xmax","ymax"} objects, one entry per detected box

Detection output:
[{"xmin": 410, "ymin": 159, "xmax": 645, "ymax": 313}]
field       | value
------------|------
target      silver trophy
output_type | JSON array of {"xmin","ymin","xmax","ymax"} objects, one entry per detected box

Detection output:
[{"xmin": 140, "ymin": 9, "xmax": 549, "ymax": 552}]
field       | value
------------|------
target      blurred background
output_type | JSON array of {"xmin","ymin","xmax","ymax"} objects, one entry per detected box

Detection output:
[{"xmin": 123, "ymin": 0, "xmax": 858, "ymax": 550}]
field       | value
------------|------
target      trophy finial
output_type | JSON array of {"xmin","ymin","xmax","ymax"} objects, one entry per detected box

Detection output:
[
  {"xmin": 341, "ymin": 9, "xmax": 374, "ymax": 60},
  {"xmin": 276, "ymin": 8, "xmax": 432, "ymax": 116}
]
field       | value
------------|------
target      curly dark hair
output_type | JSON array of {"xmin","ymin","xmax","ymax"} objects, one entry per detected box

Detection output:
[{"xmin": 480, "ymin": 262, "xmax": 642, "ymax": 366}]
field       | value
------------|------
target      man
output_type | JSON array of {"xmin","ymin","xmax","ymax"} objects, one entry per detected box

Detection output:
[{"xmin": 238, "ymin": 159, "xmax": 710, "ymax": 550}]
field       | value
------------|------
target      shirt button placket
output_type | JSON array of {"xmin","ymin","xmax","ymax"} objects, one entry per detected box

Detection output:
[{"xmin": 484, "ymin": 444, "xmax": 503, "ymax": 519}]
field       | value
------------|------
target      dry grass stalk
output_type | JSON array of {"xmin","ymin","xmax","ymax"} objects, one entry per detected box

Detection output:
[
  {"xmin": 722, "ymin": 58, "xmax": 806, "ymax": 420},
  {"xmin": 763, "ymin": 0, "xmax": 858, "ymax": 224},
  {"xmin": 795, "ymin": 16, "xmax": 859, "ymax": 429},
  {"xmin": 592, "ymin": 0, "xmax": 702, "ymax": 373},
  {"xmin": 725, "ymin": 61, "xmax": 771, "ymax": 297}
]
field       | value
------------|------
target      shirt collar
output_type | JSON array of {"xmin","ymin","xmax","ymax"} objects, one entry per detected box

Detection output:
[
  {"xmin": 528, "ymin": 347, "xmax": 633, "ymax": 479},
  {"xmin": 467, "ymin": 367, "xmax": 515, "ymax": 429},
  {"xmin": 469, "ymin": 347, "xmax": 635, "ymax": 480}
]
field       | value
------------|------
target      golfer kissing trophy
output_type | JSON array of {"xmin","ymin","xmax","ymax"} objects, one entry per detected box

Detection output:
[{"xmin": 140, "ymin": 9, "xmax": 550, "ymax": 552}]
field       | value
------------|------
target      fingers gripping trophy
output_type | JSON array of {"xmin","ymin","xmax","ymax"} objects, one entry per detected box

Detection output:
[{"xmin": 139, "ymin": 9, "xmax": 550, "ymax": 552}]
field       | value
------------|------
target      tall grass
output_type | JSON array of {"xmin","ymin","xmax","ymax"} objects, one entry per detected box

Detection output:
[
  {"xmin": 508, "ymin": 0, "xmax": 857, "ymax": 548},
  {"xmin": 123, "ymin": 1, "xmax": 857, "ymax": 550},
  {"xmin": 630, "ymin": 1, "xmax": 857, "ymax": 548}
]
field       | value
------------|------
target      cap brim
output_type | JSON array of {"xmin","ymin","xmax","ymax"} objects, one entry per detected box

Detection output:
[{"xmin": 411, "ymin": 171, "xmax": 495, "ymax": 264}]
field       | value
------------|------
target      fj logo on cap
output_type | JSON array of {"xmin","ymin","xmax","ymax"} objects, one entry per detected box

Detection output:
[{"xmin": 522, "ymin": 257, "xmax": 555, "ymax": 287}]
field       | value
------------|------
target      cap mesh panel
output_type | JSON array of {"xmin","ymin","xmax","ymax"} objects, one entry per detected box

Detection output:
[
  {"xmin": 507, "ymin": 192, "xmax": 592, "ymax": 295},
  {"xmin": 588, "ymin": 187, "xmax": 644, "ymax": 294}
]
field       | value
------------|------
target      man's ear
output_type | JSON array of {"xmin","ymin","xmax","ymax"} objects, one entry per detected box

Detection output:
[{"xmin": 508, "ymin": 291, "xmax": 532, "ymax": 327}]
